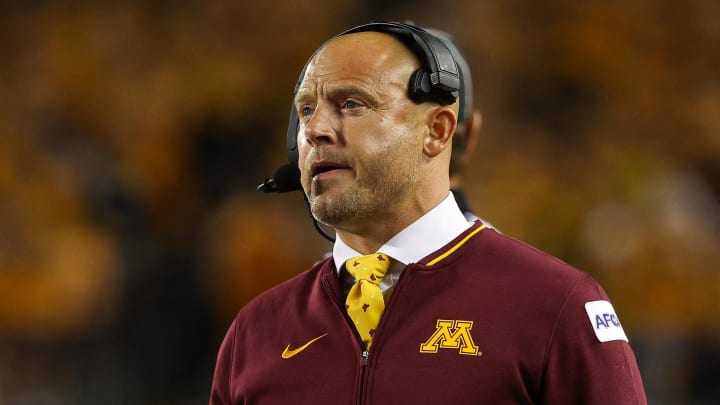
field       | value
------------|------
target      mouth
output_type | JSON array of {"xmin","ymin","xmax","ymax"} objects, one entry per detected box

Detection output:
[{"xmin": 310, "ymin": 161, "xmax": 351, "ymax": 177}]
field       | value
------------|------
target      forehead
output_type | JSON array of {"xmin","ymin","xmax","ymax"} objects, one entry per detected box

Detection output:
[{"xmin": 297, "ymin": 32, "xmax": 421, "ymax": 96}]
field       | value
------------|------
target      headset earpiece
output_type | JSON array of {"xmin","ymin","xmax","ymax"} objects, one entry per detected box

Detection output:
[
  {"xmin": 408, "ymin": 67, "xmax": 460, "ymax": 106},
  {"xmin": 408, "ymin": 68, "xmax": 433, "ymax": 103}
]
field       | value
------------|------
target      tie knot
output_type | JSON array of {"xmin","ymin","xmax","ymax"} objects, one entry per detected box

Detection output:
[{"xmin": 345, "ymin": 253, "xmax": 391, "ymax": 284}]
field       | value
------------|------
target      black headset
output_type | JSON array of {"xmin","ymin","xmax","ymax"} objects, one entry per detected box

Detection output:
[
  {"xmin": 257, "ymin": 21, "xmax": 462, "ymax": 194},
  {"xmin": 423, "ymin": 27, "xmax": 473, "ymax": 127}
]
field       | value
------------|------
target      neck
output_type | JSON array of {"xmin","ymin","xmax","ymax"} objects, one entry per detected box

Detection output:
[
  {"xmin": 334, "ymin": 187, "xmax": 449, "ymax": 254},
  {"xmin": 334, "ymin": 209, "xmax": 419, "ymax": 254}
]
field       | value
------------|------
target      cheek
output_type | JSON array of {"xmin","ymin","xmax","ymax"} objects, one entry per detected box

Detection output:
[
  {"xmin": 297, "ymin": 127, "xmax": 309, "ymax": 152},
  {"xmin": 362, "ymin": 128, "xmax": 420, "ymax": 170},
  {"xmin": 297, "ymin": 147, "xmax": 313, "ymax": 189},
  {"xmin": 297, "ymin": 133, "xmax": 310, "ymax": 166}
]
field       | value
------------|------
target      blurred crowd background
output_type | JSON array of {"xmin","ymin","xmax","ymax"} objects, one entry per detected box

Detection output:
[{"xmin": 1, "ymin": 0, "xmax": 718, "ymax": 403}]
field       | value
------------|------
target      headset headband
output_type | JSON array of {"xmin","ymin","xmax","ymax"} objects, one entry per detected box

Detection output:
[{"xmin": 340, "ymin": 22, "xmax": 461, "ymax": 94}]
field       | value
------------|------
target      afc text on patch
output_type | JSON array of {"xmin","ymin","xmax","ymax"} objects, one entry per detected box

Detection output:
[{"xmin": 584, "ymin": 300, "xmax": 628, "ymax": 343}]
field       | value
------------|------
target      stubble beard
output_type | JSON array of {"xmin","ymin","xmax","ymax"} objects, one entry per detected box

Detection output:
[{"xmin": 308, "ymin": 141, "xmax": 419, "ymax": 229}]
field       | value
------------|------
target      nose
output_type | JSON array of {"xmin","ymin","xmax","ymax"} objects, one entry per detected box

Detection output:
[{"xmin": 302, "ymin": 103, "xmax": 337, "ymax": 147}]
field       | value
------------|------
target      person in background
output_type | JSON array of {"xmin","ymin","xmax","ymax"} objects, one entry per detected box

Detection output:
[
  {"xmin": 422, "ymin": 27, "xmax": 485, "ymax": 222},
  {"xmin": 210, "ymin": 21, "xmax": 647, "ymax": 404}
]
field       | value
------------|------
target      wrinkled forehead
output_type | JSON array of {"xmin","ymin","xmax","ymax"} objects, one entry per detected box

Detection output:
[{"xmin": 298, "ymin": 31, "xmax": 421, "ymax": 93}]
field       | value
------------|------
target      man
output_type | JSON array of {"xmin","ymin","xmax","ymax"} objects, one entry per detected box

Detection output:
[{"xmin": 211, "ymin": 22, "xmax": 646, "ymax": 404}]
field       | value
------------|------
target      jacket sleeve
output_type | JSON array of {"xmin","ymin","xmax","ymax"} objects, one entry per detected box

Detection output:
[
  {"xmin": 540, "ymin": 274, "xmax": 647, "ymax": 404},
  {"xmin": 209, "ymin": 317, "xmax": 238, "ymax": 405}
]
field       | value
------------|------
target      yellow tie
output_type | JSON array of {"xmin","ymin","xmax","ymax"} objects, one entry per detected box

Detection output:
[{"xmin": 345, "ymin": 253, "xmax": 391, "ymax": 350}]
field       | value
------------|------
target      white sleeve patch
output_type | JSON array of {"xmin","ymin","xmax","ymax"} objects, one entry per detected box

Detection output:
[{"xmin": 584, "ymin": 300, "xmax": 628, "ymax": 343}]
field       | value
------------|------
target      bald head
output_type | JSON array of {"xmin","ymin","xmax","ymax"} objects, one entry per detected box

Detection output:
[
  {"xmin": 300, "ymin": 32, "xmax": 422, "ymax": 111},
  {"xmin": 301, "ymin": 31, "xmax": 459, "ymax": 116}
]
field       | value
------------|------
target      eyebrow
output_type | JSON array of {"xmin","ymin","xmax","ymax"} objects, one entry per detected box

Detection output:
[
  {"xmin": 328, "ymin": 84, "xmax": 377, "ymax": 101},
  {"xmin": 295, "ymin": 83, "xmax": 381, "ymax": 106},
  {"xmin": 294, "ymin": 91, "xmax": 314, "ymax": 107}
]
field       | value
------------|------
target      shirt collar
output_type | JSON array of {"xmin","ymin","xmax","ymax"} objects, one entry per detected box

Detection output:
[{"xmin": 333, "ymin": 193, "xmax": 473, "ymax": 272}]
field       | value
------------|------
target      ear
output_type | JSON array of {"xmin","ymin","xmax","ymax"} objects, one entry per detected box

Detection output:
[{"xmin": 423, "ymin": 107, "xmax": 457, "ymax": 158}]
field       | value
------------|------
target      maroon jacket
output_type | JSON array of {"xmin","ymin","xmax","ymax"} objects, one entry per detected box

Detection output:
[{"xmin": 210, "ymin": 223, "xmax": 646, "ymax": 404}]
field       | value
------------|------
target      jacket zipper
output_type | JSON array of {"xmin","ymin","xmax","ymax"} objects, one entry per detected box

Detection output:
[
  {"xmin": 356, "ymin": 266, "xmax": 415, "ymax": 404},
  {"xmin": 321, "ymin": 265, "xmax": 415, "ymax": 405},
  {"xmin": 320, "ymin": 273, "xmax": 369, "ymax": 403},
  {"xmin": 358, "ymin": 350, "xmax": 369, "ymax": 405}
]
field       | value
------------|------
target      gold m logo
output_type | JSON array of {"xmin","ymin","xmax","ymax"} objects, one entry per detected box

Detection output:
[{"xmin": 419, "ymin": 319, "xmax": 481, "ymax": 356}]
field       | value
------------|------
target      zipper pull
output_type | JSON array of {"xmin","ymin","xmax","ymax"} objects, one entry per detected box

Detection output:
[{"xmin": 361, "ymin": 350, "xmax": 369, "ymax": 365}]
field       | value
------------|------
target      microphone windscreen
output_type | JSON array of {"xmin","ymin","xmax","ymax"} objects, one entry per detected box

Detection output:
[{"xmin": 272, "ymin": 164, "xmax": 302, "ymax": 192}]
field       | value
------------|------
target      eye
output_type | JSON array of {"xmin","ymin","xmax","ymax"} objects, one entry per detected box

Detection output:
[
  {"xmin": 342, "ymin": 99, "xmax": 361, "ymax": 110},
  {"xmin": 300, "ymin": 106, "xmax": 314, "ymax": 117}
]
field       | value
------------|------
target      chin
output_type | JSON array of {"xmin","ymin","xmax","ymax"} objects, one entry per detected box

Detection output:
[{"xmin": 310, "ymin": 198, "xmax": 349, "ymax": 228}]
